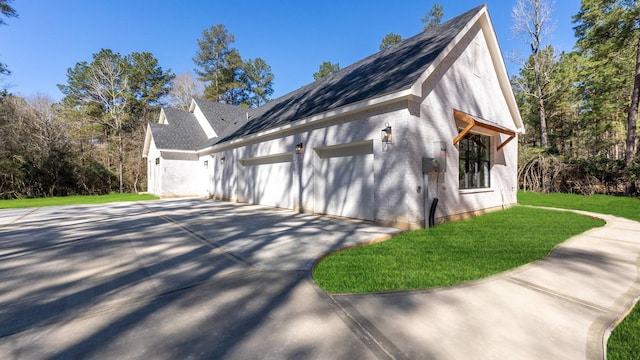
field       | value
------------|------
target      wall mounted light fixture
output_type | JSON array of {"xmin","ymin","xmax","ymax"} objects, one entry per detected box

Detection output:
[
  {"xmin": 295, "ymin": 142, "xmax": 304, "ymax": 154},
  {"xmin": 220, "ymin": 157, "xmax": 226, "ymax": 164},
  {"xmin": 381, "ymin": 122, "xmax": 392, "ymax": 144}
]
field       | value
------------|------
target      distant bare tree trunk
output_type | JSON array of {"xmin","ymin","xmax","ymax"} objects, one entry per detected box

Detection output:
[
  {"xmin": 168, "ymin": 72, "xmax": 204, "ymax": 110},
  {"xmin": 83, "ymin": 56, "xmax": 130, "ymax": 193},
  {"xmin": 512, "ymin": 0, "xmax": 555, "ymax": 148}
]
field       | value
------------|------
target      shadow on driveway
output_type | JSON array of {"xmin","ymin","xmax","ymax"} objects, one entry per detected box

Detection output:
[{"xmin": 0, "ymin": 199, "xmax": 399, "ymax": 359}]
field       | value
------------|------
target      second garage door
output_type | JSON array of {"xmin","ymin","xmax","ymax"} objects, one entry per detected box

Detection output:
[
  {"xmin": 314, "ymin": 140, "xmax": 374, "ymax": 220},
  {"xmin": 241, "ymin": 153, "xmax": 292, "ymax": 209}
]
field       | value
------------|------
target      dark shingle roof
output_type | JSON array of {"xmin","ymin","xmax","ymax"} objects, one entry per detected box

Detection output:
[
  {"xmin": 192, "ymin": 98, "xmax": 248, "ymax": 136},
  {"xmin": 150, "ymin": 107, "xmax": 208, "ymax": 151},
  {"xmin": 214, "ymin": 5, "xmax": 484, "ymax": 145}
]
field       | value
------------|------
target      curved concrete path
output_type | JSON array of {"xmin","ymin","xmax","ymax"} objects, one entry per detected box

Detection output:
[
  {"xmin": 0, "ymin": 200, "xmax": 638, "ymax": 359},
  {"xmin": 333, "ymin": 208, "xmax": 640, "ymax": 359}
]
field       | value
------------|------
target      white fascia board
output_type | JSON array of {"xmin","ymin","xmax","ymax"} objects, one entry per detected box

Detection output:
[
  {"xmin": 188, "ymin": 98, "xmax": 197, "ymax": 112},
  {"xmin": 158, "ymin": 108, "xmax": 168, "ymax": 125},
  {"xmin": 478, "ymin": 9, "xmax": 526, "ymax": 134},
  {"xmin": 142, "ymin": 124, "xmax": 153, "ymax": 158},
  {"xmin": 157, "ymin": 149, "xmax": 199, "ymax": 155},
  {"xmin": 191, "ymin": 102, "xmax": 217, "ymax": 139},
  {"xmin": 197, "ymin": 89, "xmax": 417, "ymax": 155},
  {"xmin": 409, "ymin": 6, "xmax": 525, "ymax": 135},
  {"xmin": 409, "ymin": 8, "xmax": 485, "ymax": 98}
]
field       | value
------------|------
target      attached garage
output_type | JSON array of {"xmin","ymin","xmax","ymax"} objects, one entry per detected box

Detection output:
[
  {"xmin": 147, "ymin": 6, "xmax": 525, "ymax": 229},
  {"xmin": 314, "ymin": 140, "xmax": 374, "ymax": 220},
  {"xmin": 240, "ymin": 153, "xmax": 293, "ymax": 209}
]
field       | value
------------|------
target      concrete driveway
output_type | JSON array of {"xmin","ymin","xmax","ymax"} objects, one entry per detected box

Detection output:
[
  {"xmin": 0, "ymin": 199, "xmax": 400, "ymax": 359},
  {"xmin": 1, "ymin": 199, "xmax": 639, "ymax": 359}
]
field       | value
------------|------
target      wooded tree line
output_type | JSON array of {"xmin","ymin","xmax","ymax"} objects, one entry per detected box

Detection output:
[
  {"xmin": 0, "ymin": 13, "xmax": 275, "ymax": 198},
  {"xmin": 513, "ymin": 0, "xmax": 639, "ymax": 196},
  {"xmin": 1, "ymin": 1, "xmax": 638, "ymax": 198}
]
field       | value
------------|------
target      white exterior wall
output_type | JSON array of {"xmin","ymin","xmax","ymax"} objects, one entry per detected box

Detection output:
[
  {"xmin": 160, "ymin": 153, "xmax": 208, "ymax": 198},
  {"xmin": 207, "ymin": 101, "xmax": 413, "ymax": 225},
  {"xmin": 146, "ymin": 141, "xmax": 162, "ymax": 196},
  {"xmin": 201, "ymin": 21, "xmax": 520, "ymax": 228},
  {"xmin": 413, "ymin": 23, "xmax": 518, "ymax": 223},
  {"xmin": 147, "ymin": 148, "xmax": 207, "ymax": 198}
]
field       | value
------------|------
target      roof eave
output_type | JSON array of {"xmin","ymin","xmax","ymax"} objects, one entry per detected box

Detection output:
[
  {"xmin": 157, "ymin": 149, "xmax": 200, "ymax": 155},
  {"xmin": 478, "ymin": 7, "xmax": 525, "ymax": 134},
  {"xmin": 197, "ymin": 89, "xmax": 418, "ymax": 155},
  {"xmin": 410, "ymin": 5, "xmax": 525, "ymax": 135},
  {"xmin": 142, "ymin": 124, "xmax": 153, "ymax": 158}
]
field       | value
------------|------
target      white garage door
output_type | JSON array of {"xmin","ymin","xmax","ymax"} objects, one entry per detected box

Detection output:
[
  {"xmin": 315, "ymin": 140, "xmax": 374, "ymax": 220},
  {"xmin": 241, "ymin": 153, "xmax": 293, "ymax": 209}
]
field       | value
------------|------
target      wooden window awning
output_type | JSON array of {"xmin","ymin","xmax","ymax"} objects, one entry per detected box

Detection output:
[{"xmin": 453, "ymin": 109, "xmax": 516, "ymax": 151}]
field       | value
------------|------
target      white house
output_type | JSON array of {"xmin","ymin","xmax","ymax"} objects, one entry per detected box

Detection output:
[{"xmin": 143, "ymin": 5, "xmax": 525, "ymax": 229}]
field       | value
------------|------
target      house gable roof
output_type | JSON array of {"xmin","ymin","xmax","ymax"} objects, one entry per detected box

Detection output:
[
  {"xmin": 190, "ymin": 98, "xmax": 248, "ymax": 137},
  {"xmin": 148, "ymin": 107, "xmax": 208, "ymax": 151},
  {"xmin": 213, "ymin": 5, "xmax": 486, "ymax": 145}
]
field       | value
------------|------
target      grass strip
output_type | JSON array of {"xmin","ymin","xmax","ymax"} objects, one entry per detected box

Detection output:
[
  {"xmin": 0, "ymin": 193, "xmax": 159, "ymax": 209},
  {"xmin": 608, "ymin": 302, "xmax": 640, "ymax": 359},
  {"xmin": 518, "ymin": 191, "xmax": 640, "ymax": 222},
  {"xmin": 313, "ymin": 206, "xmax": 603, "ymax": 293}
]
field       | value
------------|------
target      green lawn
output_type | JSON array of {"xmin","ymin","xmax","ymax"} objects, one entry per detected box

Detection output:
[
  {"xmin": 518, "ymin": 191, "xmax": 640, "ymax": 222},
  {"xmin": 315, "ymin": 190, "xmax": 640, "ymax": 358},
  {"xmin": 313, "ymin": 205, "xmax": 604, "ymax": 293},
  {"xmin": 608, "ymin": 303, "xmax": 640, "ymax": 360},
  {"xmin": 0, "ymin": 193, "xmax": 158, "ymax": 209}
]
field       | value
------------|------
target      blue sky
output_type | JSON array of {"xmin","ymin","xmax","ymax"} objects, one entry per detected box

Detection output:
[{"xmin": 2, "ymin": 1, "xmax": 581, "ymax": 102}]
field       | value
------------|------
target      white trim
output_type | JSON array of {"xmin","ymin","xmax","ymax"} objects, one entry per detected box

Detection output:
[
  {"xmin": 239, "ymin": 152, "xmax": 293, "ymax": 166},
  {"xmin": 142, "ymin": 124, "xmax": 153, "ymax": 158},
  {"xmin": 410, "ymin": 8, "xmax": 484, "ymax": 97},
  {"xmin": 410, "ymin": 6, "xmax": 525, "ymax": 135},
  {"xmin": 191, "ymin": 100, "xmax": 217, "ymax": 139},
  {"xmin": 478, "ymin": 8, "xmax": 525, "ymax": 134},
  {"xmin": 197, "ymin": 90, "xmax": 416, "ymax": 155},
  {"xmin": 459, "ymin": 188, "xmax": 494, "ymax": 195},
  {"xmin": 156, "ymin": 149, "xmax": 199, "ymax": 155}
]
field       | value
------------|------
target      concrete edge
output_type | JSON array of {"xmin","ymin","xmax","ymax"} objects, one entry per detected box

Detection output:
[{"xmin": 589, "ymin": 255, "xmax": 640, "ymax": 360}]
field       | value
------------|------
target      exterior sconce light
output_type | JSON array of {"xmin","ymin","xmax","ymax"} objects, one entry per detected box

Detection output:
[
  {"xmin": 295, "ymin": 142, "xmax": 304, "ymax": 154},
  {"xmin": 220, "ymin": 157, "xmax": 226, "ymax": 164},
  {"xmin": 204, "ymin": 160, "xmax": 209, "ymax": 168},
  {"xmin": 381, "ymin": 122, "xmax": 392, "ymax": 144}
]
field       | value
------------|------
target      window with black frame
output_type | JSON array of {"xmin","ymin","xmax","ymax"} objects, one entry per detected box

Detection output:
[{"xmin": 458, "ymin": 133, "xmax": 490, "ymax": 189}]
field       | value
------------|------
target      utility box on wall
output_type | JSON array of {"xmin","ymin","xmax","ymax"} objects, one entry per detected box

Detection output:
[{"xmin": 422, "ymin": 141, "xmax": 447, "ymax": 173}]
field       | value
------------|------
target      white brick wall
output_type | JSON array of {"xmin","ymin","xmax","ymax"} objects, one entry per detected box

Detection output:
[{"xmin": 175, "ymin": 20, "xmax": 519, "ymax": 229}]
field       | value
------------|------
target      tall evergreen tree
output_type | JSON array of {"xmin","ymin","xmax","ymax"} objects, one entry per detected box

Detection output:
[
  {"xmin": 574, "ymin": 0, "xmax": 640, "ymax": 167},
  {"xmin": 422, "ymin": 4, "xmax": 444, "ymax": 31},
  {"xmin": 313, "ymin": 61, "xmax": 340, "ymax": 80},
  {"xmin": 193, "ymin": 24, "xmax": 274, "ymax": 107},
  {"xmin": 0, "ymin": 0, "xmax": 17, "ymax": 77},
  {"xmin": 242, "ymin": 57, "xmax": 274, "ymax": 107},
  {"xmin": 379, "ymin": 33, "xmax": 403, "ymax": 51},
  {"xmin": 193, "ymin": 24, "xmax": 237, "ymax": 102}
]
